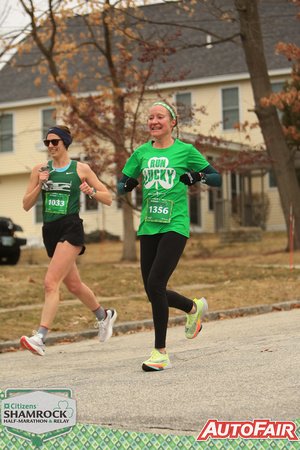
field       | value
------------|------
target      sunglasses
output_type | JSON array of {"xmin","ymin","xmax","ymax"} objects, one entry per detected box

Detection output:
[{"xmin": 44, "ymin": 139, "xmax": 63, "ymax": 147}]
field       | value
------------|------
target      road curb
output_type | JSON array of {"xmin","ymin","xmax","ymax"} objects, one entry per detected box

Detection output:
[{"xmin": 1, "ymin": 299, "xmax": 299, "ymax": 352}]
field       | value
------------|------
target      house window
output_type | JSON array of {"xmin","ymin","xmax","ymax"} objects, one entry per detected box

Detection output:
[
  {"xmin": 175, "ymin": 92, "xmax": 192, "ymax": 124},
  {"xmin": 271, "ymin": 82, "xmax": 284, "ymax": 122},
  {"xmin": 42, "ymin": 108, "xmax": 56, "ymax": 139},
  {"xmin": 0, "ymin": 113, "xmax": 13, "ymax": 153},
  {"xmin": 272, "ymin": 82, "xmax": 284, "ymax": 94},
  {"xmin": 268, "ymin": 170, "xmax": 277, "ymax": 188},
  {"xmin": 221, "ymin": 87, "xmax": 239, "ymax": 130}
]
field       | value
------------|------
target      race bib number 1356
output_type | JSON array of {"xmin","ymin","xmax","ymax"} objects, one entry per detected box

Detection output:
[{"xmin": 145, "ymin": 198, "xmax": 173, "ymax": 223}]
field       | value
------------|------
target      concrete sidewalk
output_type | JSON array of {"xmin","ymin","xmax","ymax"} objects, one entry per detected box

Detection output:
[{"xmin": 0, "ymin": 308, "xmax": 299, "ymax": 436}]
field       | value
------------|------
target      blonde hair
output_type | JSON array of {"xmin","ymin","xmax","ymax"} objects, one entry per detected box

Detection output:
[{"xmin": 151, "ymin": 101, "xmax": 180, "ymax": 139}]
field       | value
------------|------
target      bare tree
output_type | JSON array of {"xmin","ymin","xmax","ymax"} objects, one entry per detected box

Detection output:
[
  {"xmin": 233, "ymin": 0, "xmax": 300, "ymax": 249},
  {"xmin": 0, "ymin": 0, "xmax": 190, "ymax": 260},
  {"xmin": 126, "ymin": 0, "xmax": 300, "ymax": 249}
]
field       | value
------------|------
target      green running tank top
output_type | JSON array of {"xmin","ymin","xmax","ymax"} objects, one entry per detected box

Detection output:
[{"xmin": 42, "ymin": 160, "xmax": 82, "ymax": 223}]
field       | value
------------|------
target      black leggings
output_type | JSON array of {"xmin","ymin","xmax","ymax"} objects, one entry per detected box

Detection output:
[{"xmin": 140, "ymin": 231, "xmax": 194, "ymax": 349}]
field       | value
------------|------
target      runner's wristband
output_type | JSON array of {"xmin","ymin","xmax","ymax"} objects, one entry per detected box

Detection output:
[{"xmin": 89, "ymin": 187, "xmax": 97, "ymax": 198}]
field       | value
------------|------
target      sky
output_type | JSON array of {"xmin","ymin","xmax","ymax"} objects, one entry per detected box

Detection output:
[
  {"xmin": 0, "ymin": 0, "xmax": 79, "ymax": 67},
  {"xmin": 0, "ymin": 0, "xmax": 87, "ymax": 34},
  {"xmin": 0, "ymin": 0, "xmax": 32, "ymax": 69},
  {"xmin": 0, "ymin": 0, "xmax": 160, "ymax": 33},
  {"xmin": 0, "ymin": 0, "xmax": 161, "ymax": 66},
  {"xmin": 0, "ymin": 0, "xmax": 30, "ymax": 34}
]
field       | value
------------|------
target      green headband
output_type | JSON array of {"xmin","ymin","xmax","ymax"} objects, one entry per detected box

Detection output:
[{"xmin": 152, "ymin": 102, "xmax": 176, "ymax": 120}]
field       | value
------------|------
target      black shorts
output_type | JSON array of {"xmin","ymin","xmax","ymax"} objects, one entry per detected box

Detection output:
[{"xmin": 42, "ymin": 214, "xmax": 86, "ymax": 258}]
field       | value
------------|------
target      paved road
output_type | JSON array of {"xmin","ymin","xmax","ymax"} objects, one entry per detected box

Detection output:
[{"xmin": 0, "ymin": 309, "xmax": 299, "ymax": 437}]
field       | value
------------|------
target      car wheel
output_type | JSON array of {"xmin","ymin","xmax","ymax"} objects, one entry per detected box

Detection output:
[{"xmin": 6, "ymin": 248, "xmax": 21, "ymax": 265}]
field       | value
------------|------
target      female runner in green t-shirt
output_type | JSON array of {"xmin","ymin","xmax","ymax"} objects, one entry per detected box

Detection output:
[{"xmin": 117, "ymin": 101, "xmax": 222, "ymax": 371}]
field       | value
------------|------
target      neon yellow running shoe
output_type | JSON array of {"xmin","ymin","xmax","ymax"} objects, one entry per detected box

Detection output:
[
  {"xmin": 185, "ymin": 297, "xmax": 208, "ymax": 339},
  {"xmin": 142, "ymin": 349, "xmax": 172, "ymax": 372}
]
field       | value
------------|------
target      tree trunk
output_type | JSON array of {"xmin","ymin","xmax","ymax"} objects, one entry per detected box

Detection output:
[
  {"xmin": 235, "ymin": 0, "xmax": 300, "ymax": 250},
  {"xmin": 121, "ymin": 199, "xmax": 137, "ymax": 261}
]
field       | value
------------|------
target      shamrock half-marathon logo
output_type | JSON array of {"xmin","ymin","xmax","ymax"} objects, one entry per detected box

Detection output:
[
  {"xmin": 143, "ymin": 157, "xmax": 176, "ymax": 190},
  {"xmin": 1, "ymin": 388, "xmax": 76, "ymax": 446}
]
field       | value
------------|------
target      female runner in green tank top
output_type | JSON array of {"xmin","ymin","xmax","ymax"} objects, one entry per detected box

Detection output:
[
  {"xmin": 20, "ymin": 125, "xmax": 117, "ymax": 356},
  {"xmin": 118, "ymin": 101, "xmax": 222, "ymax": 371}
]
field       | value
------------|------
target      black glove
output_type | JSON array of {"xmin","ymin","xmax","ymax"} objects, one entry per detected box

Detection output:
[
  {"xmin": 180, "ymin": 172, "xmax": 207, "ymax": 186},
  {"xmin": 124, "ymin": 177, "xmax": 139, "ymax": 192}
]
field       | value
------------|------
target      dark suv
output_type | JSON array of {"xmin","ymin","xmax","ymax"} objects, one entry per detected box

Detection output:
[{"xmin": 0, "ymin": 217, "xmax": 27, "ymax": 265}]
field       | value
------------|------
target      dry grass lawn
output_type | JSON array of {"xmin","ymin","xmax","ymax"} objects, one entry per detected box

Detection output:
[{"xmin": 0, "ymin": 231, "xmax": 299, "ymax": 342}]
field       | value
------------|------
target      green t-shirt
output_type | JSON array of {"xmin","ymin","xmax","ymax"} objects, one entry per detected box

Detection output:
[
  {"xmin": 123, "ymin": 139, "xmax": 209, "ymax": 237},
  {"xmin": 42, "ymin": 160, "xmax": 82, "ymax": 223}
]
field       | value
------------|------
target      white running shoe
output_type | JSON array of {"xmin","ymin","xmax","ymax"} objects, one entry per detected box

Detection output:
[
  {"xmin": 95, "ymin": 309, "xmax": 117, "ymax": 342},
  {"xmin": 20, "ymin": 331, "xmax": 45, "ymax": 356}
]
